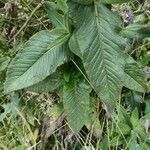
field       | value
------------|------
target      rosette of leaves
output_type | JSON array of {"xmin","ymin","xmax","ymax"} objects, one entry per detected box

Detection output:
[{"xmin": 3, "ymin": 0, "xmax": 149, "ymax": 133}]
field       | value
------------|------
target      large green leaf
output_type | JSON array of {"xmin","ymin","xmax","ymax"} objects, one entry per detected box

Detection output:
[
  {"xmin": 5, "ymin": 28, "xmax": 71, "ymax": 93},
  {"xmin": 63, "ymin": 80, "xmax": 91, "ymax": 132},
  {"xmin": 69, "ymin": 4, "xmax": 127, "ymax": 106}
]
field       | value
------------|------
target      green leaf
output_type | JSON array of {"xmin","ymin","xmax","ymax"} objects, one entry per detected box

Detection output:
[
  {"xmin": 0, "ymin": 56, "xmax": 10, "ymax": 72},
  {"xmin": 118, "ymin": 106, "xmax": 133, "ymax": 128},
  {"xmin": 140, "ymin": 141, "xmax": 150, "ymax": 150},
  {"xmin": 26, "ymin": 71, "xmax": 62, "ymax": 93},
  {"xmin": 145, "ymin": 100, "xmax": 150, "ymax": 115},
  {"xmin": 110, "ymin": 136, "xmax": 124, "ymax": 146},
  {"xmin": 86, "ymin": 98, "xmax": 102, "ymax": 138},
  {"xmin": 44, "ymin": 2, "xmax": 69, "ymax": 28},
  {"xmin": 0, "ymin": 93, "xmax": 20, "ymax": 122},
  {"xmin": 99, "ymin": 0, "xmax": 131, "ymax": 4},
  {"xmin": 50, "ymin": 102, "xmax": 64, "ymax": 119},
  {"xmin": 4, "ymin": 28, "xmax": 71, "ymax": 93},
  {"xmin": 135, "ymin": 125, "xmax": 147, "ymax": 140},
  {"xmin": 63, "ymin": 80, "xmax": 91, "ymax": 132},
  {"xmin": 121, "ymin": 24, "xmax": 150, "ymax": 39},
  {"xmin": 57, "ymin": 0, "xmax": 68, "ymax": 13},
  {"xmin": 123, "ymin": 55, "xmax": 149, "ymax": 92},
  {"xmin": 130, "ymin": 108, "xmax": 139, "ymax": 128},
  {"xmin": 128, "ymin": 131, "xmax": 138, "ymax": 150},
  {"xmin": 69, "ymin": 32, "xmax": 82, "ymax": 58},
  {"xmin": 69, "ymin": 4, "xmax": 127, "ymax": 107},
  {"xmin": 117, "ymin": 123, "xmax": 131, "ymax": 135},
  {"xmin": 134, "ymin": 114, "xmax": 148, "ymax": 139}
]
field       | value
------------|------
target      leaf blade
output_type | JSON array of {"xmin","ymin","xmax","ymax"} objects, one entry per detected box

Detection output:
[
  {"xmin": 63, "ymin": 80, "xmax": 91, "ymax": 132},
  {"xmin": 5, "ymin": 28, "xmax": 71, "ymax": 93},
  {"xmin": 69, "ymin": 4, "xmax": 127, "ymax": 106},
  {"xmin": 0, "ymin": 56, "xmax": 10, "ymax": 72},
  {"xmin": 26, "ymin": 71, "xmax": 62, "ymax": 93}
]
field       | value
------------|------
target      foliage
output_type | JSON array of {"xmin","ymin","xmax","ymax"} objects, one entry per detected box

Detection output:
[{"xmin": 0, "ymin": 0, "xmax": 150, "ymax": 149}]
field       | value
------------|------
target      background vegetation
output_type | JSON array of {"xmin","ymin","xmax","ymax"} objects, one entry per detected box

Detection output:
[{"xmin": 0, "ymin": 0, "xmax": 150, "ymax": 149}]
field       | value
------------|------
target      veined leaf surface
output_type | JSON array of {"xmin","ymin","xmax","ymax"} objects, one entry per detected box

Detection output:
[
  {"xmin": 44, "ymin": 2, "xmax": 69, "ymax": 28},
  {"xmin": 63, "ymin": 80, "xmax": 91, "ymax": 132},
  {"xmin": 26, "ymin": 71, "xmax": 63, "ymax": 93},
  {"xmin": 5, "ymin": 28, "xmax": 70, "ymax": 93},
  {"xmin": 69, "ymin": 4, "xmax": 127, "ymax": 106},
  {"xmin": 121, "ymin": 24, "xmax": 150, "ymax": 39}
]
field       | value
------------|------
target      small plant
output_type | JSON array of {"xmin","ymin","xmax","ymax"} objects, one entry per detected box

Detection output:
[{"xmin": 2, "ymin": 0, "xmax": 150, "ymax": 134}]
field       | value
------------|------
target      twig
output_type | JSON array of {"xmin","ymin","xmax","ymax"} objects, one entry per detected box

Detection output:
[
  {"xmin": 22, "ymin": 0, "xmax": 48, "ymax": 29},
  {"xmin": 8, "ymin": 0, "xmax": 45, "ymax": 44},
  {"xmin": 28, "ymin": 19, "xmax": 50, "ymax": 27}
]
